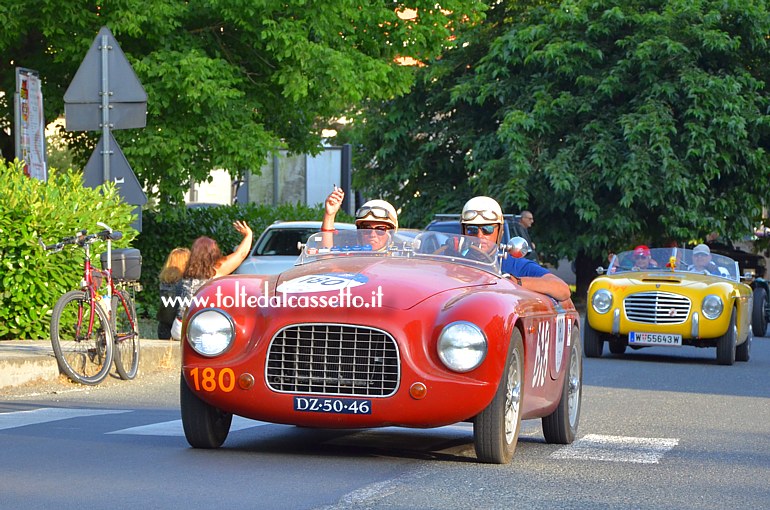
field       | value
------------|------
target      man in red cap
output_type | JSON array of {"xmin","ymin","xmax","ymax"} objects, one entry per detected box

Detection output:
[{"xmin": 632, "ymin": 245, "xmax": 658, "ymax": 270}]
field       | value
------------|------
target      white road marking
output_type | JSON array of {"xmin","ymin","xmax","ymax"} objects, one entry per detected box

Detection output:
[
  {"xmin": 0, "ymin": 408, "xmax": 129, "ymax": 431},
  {"xmin": 551, "ymin": 433, "xmax": 679, "ymax": 464},
  {"xmin": 108, "ymin": 415, "xmax": 270, "ymax": 436}
]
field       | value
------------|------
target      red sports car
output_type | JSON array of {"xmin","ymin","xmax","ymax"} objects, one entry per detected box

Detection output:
[{"xmin": 179, "ymin": 230, "xmax": 582, "ymax": 464}]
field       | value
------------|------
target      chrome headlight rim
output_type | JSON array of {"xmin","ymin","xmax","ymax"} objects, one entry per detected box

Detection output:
[
  {"xmin": 186, "ymin": 307, "xmax": 236, "ymax": 357},
  {"xmin": 701, "ymin": 294, "xmax": 724, "ymax": 320},
  {"xmin": 591, "ymin": 289, "xmax": 613, "ymax": 315},
  {"xmin": 437, "ymin": 321, "xmax": 488, "ymax": 373}
]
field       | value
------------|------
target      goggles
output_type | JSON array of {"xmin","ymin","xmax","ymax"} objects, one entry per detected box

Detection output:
[
  {"xmin": 355, "ymin": 206, "xmax": 396, "ymax": 223},
  {"xmin": 693, "ymin": 252, "xmax": 709, "ymax": 257},
  {"xmin": 462, "ymin": 209, "xmax": 501, "ymax": 222},
  {"xmin": 634, "ymin": 254, "xmax": 649, "ymax": 260},
  {"xmin": 465, "ymin": 224, "xmax": 497, "ymax": 236}
]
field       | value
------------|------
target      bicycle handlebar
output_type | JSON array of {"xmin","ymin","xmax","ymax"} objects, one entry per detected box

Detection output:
[{"xmin": 39, "ymin": 227, "xmax": 123, "ymax": 252}]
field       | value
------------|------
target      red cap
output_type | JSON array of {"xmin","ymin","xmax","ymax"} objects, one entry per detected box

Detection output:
[{"xmin": 633, "ymin": 245, "xmax": 651, "ymax": 257}]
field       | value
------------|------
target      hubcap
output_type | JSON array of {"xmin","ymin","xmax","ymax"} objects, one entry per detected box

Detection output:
[
  {"xmin": 567, "ymin": 345, "xmax": 581, "ymax": 425},
  {"xmin": 504, "ymin": 349, "xmax": 522, "ymax": 444}
]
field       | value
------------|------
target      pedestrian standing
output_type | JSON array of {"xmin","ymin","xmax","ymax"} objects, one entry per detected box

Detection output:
[{"xmin": 511, "ymin": 210, "xmax": 538, "ymax": 261}]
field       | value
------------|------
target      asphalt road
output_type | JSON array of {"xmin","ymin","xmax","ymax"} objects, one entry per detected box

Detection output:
[{"xmin": 1, "ymin": 338, "xmax": 769, "ymax": 510}]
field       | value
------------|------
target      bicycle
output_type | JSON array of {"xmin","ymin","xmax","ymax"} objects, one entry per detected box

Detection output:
[{"xmin": 41, "ymin": 222, "xmax": 141, "ymax": 385}]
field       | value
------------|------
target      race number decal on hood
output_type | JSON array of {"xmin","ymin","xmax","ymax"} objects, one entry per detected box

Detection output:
[{"xmin": 276, "ymin": 273, "xmax": 369, "ymax": 294}]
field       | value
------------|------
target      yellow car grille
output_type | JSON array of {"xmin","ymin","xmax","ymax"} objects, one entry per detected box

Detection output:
[
  {"xmin": 624, "ymin": 291, "xmax": 691, "ymax": 324},
  {"xmin": 266, "ymin": 323, "xmax": 400, "ymax": 397}
]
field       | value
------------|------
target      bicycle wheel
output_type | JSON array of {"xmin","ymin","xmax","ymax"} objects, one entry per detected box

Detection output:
[
  {"xmin": 112, "ymin": 289, "xmax": 140, "ymax": 380},
  {"xmin": 50, "ymin": 290, "xmax": 113, "ymax": 385}
]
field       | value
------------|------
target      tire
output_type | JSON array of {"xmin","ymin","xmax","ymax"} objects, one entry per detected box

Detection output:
[
  {"xmin": 112, "ymin": 290, "xmax": 140, "ymax": 380},
  {"xmin": 608, "ymin": 339, "xmax": 626, "ymax": 355},
  {"xmin": 474, "ymin": 330, "xmax": 524, "ymax": 464},
  {"xmin": 542, "ymin": 327, "xmax": 582, "ymax": 444},
  {"xmin": 50, "ymin": 290, "xmax": 113, "ymax": 385},
  {"xmin": 751, "ymin": 287, "xmax": 767, "ymax": 338},
  {"xmin": 180, "ymin": 373, "xmax": 232, "ymax": 448},
  {"xmin": 736, "ymin": 325, "xmax": 752, "ymax": 362},
  {"xmin": 583, "ymin": 318, "xmax": 604, "ymax": 358},
  {"xmin": 716, "ymin": 309, "xmax": 737, "ymax": 366}
]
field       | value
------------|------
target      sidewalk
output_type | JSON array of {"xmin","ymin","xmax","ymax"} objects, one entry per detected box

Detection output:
[{"xmin": 0, "ymin": 339, "xmax": 180, "ymax": 390}]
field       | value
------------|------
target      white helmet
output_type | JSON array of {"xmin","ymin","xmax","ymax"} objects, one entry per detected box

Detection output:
[
  {"xmin": 355, "ymin": 199, "xmax": 398, "ymax": 230},
  {"xmin": 461, "ymin": 196, "xmax": 504, "ymax": 243},
  {"xmin": 461, "ymin": 196, "xmax": 504, "ymax": 226}
]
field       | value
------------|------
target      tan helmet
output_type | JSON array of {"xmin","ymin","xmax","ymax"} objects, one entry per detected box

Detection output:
[
  {"xmin": 355, "ymin": 199, "xmax": 398, "ymax": 231},
  {"xmin": 461, "ymin": 196, "xmax": 504, "ymax": 242}
]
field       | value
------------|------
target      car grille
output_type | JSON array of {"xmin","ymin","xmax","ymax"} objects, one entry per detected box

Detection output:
[
  {"xmin": 266, "ymin": 323, "xmax": 400, "ymax": 397},
  {"xmin": 624, "ymin": 292, "xmax": 691, "ymax": 324}
]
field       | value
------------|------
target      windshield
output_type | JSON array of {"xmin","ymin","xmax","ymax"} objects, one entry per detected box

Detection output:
[
  {"xmin": 253, "ymin": 228, "xmax": 319, "ymax": 256},
  {"xmin": 608, "ymin": 247, "xmax": 740, "ymax": 281},
  {"xmin": 297, "ymin": 230, "xmax": 504, "ymax": 274}
]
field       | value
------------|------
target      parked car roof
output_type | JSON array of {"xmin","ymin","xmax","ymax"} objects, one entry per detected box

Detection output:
[{"xmin": 234, "ymin": 221, "xmax": 356, "ymax": 275}]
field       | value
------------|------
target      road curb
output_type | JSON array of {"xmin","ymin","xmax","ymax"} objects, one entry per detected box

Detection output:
[{"xmin": 0, "ymin": 339, "xmax": 181, "ymax": 389}]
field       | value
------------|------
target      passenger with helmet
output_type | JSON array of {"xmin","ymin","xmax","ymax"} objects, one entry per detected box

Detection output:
[
  {"xmin": 322, "ymin": 186, "xmax": 397, "ymax": 251},
  {"xmin": 631, "ymin": 244, "xmax": 658, "ymax": 271},
  {"xmin": 461, "ymin": 196, "xmax": 571, "ymax": 302}
]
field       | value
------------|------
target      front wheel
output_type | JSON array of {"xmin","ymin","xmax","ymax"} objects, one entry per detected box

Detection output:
[
  {"xmin": 474, "ymin": 330, "xmax": 524, "ymax": 464},
  {"xmin": 112, "ymin": 290, "xmax": 140, "ymax": 380},
  {"xmin": 716, "ymin": 309, "xmax": 736, "ymax": 366},
  {"xmin": 542, "ymin": 327, "xmax": 582, "ymax": 444},
  {"xmin": 180, "ymin": 373, "xmax": 233, "ymax": 448},
  {"xmin": 50, "ymin": 290, "xmax": 113, "ymax": 385},
  {"xmin": 583, "ymin": 318, "xmax": 604, "ymax": 358},
  {"xmin": 751, "ymin": 287, "xmax": 767, "ymax": 338},
  {"xmin": 736, "ymin": 326, "xmax": 752, "ymax": 362}
]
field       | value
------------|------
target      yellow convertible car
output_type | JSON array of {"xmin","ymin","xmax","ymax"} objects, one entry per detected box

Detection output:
[{"xmin": 585, "ymin": 246, "xmax": 753, "ymax": 365}]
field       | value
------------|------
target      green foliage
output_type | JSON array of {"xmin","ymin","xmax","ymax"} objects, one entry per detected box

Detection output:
[
  {"xmin": 0, "ymin": 160, "xmax": 136, "ymax": 339},
  {"xmin": 345, "ymin": 0, "xmax": 770, "ymax": 262},
  {"xmin": 134, "ymin": 203, "xmax": 353, "ymax": 319},
  {"xmin": 0, "ymin": 0, "xmax": 486, "ymax": 204}
]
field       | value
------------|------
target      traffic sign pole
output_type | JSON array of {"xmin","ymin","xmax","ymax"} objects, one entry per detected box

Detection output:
[{"xmin": 101, "ymin": 33, "xmax": 112, "ymax": 184}]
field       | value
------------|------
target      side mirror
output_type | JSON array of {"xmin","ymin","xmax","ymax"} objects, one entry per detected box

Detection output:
[
  {"xmin": 503, "ymin": 236, "xmax": 530, "ymax": 259},
  {"xmin": 596, "ymin": 266, "xmax": 606, "ymax": 275}
]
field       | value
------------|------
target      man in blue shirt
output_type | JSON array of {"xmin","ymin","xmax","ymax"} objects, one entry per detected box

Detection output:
[{"xmin": 460, "ymin": 196, "xmax": 571, "ymax": 302}]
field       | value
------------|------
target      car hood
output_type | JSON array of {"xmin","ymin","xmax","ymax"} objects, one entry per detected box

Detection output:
[
  {"xmin": 596, "ymin": 271, "xmax": 742, "ymax": 292},
  {"xmin": 273, "ymin": 256, "xmax": 498, "ymax": 310}
]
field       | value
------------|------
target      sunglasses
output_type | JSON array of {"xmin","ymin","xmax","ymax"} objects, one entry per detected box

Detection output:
[
  {"xmin": 358, "ymin": 225, "xmax": 391, "ymax": 237},
  {"xmin": 465, "ymin": 225, "xmax": 497, "ymax": 236},
  {"xmin": 355, "ymin": 206, "xmax": 395, "ymax": 222},
  {"xmin": 634, "ymin": 254, "xmax": 649, "ymax": 260},
  {"xmin": 462, "ymin": 209, "xmax": 501, "ymax": 222}
]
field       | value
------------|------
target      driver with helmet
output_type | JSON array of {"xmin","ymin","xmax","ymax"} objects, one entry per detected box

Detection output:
[
  {"xmin": 460, "ymin": 196, "xmax": 571, "ymax": 302},
  {"xmin": 322, "ymin": 187, "xmax": 397, "ymax": 252}
]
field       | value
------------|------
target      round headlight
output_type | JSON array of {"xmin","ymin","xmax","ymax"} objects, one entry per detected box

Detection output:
[
  {"xmin": 187, "ymin": 309, "xmax": 235, "ymax": 357},
  {"xmin": 701, "ymin": 295, "xmax": 724, "ymax": 320},
  {"xmin": 591, "ymin": 289, "xmax": 613, "ymax": 314},
  {"xmin": 437, "ymin": 321, "xmax": 487, "ymax": 373}
]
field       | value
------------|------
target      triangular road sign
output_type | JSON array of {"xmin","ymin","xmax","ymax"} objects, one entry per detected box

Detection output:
[
  {"xmin": 65, "ymin": 26, "xmax": 147, "ymax": 104},
  {"xmin": 83, "ymin": 132, "xmax": 148, "ymax": 207}
]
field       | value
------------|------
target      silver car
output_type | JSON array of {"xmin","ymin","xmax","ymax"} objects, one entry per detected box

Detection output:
[{"xmin": 234, "ymin": 221, "xmax": 356, "ymax": 275}]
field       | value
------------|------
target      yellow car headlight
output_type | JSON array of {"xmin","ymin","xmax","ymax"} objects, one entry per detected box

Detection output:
[
  {"xmin": 701, "ymin": 295, "xmax": 723, "ymax": 320},
  {"xmin": 591, "ymin": 289, "xmax": 613, "ymax": 314}
]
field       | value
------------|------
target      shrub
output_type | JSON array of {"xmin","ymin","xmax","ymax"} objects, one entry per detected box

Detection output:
[{"xmin": 0, "ymin": 159, "xmax": 137, "ymax": 339}]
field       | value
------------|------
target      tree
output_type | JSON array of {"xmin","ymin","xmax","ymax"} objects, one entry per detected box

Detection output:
[
  {"xmin": 343, "ymin": 0, "xmax": 770, "ymax": 297},
  {"xmin": 0, "ymin": 0, "xmax": 486, "ymax": 204}
]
